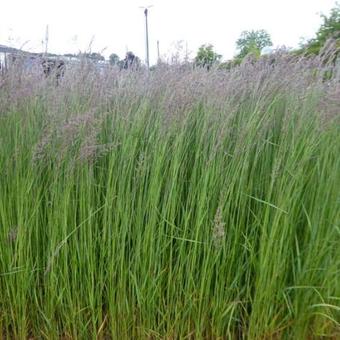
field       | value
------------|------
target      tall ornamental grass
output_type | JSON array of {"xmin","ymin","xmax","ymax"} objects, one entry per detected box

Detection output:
[{"xmin": 0, "ymin": 50, "xmax": 339, "ymax": 339}]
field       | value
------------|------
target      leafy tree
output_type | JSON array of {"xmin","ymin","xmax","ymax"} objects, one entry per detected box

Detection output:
[
  {"xmin": 80, "ymin": 52, "xmax": 105, "ymax": 62},
  {"xmin": 304, "ymin": 2, "xmax": 340, "ymax": 55},
  {"xmin": 236, "ymin": 30, "xmax": 272, "ymax": 58},
  {"xmin": 109, "ymin": 53, "xmax": 120, "ymax": 66},
  {"xmin": 218, "ymin": 58, "xmax": 242, "ymax": 70},
  {"xmin": 121, "ymin": 51, "xmax": 141, "ymax": 70},
  {"xmin": 63, "ymin": 53, "xmax": 77, "ymax": 59},
  {"xmin": 195, "ymin": 44, "xmax": 222, "ymax": 69}
]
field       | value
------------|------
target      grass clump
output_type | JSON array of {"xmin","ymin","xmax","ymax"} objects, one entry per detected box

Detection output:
[{"xmin": 0, "ymin": 54, "xmax": 339, "ymax": 339}]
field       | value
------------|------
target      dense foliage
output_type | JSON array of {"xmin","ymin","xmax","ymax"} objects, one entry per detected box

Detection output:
[
  {"xmin": 305, "ymin": 2, "xmax": 340, "ymax": 55},
  {"xmin": 236, "ymin": 30, "xmax": 272, "ymax": 58},
  {"xmin": 0, "ymin": 53, "xmax": 339, "ymax": 339},
  {"xmin": 109, "ymin": 53, "xmax": 120, "ymax": 66},
  {"xmin": 194, "ymin": 44, "xmax": 222, "ymax": 69}
]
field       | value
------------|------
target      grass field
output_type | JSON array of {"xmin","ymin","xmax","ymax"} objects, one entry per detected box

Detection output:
[{"xmin": 0, "ymin": 53, "xmax": 339, "ymax": 339}]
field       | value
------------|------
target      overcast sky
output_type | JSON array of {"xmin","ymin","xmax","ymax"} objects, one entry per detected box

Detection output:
[{"xmin": 0, "ymin": 0, "xmax": 336, "ymax": 64}]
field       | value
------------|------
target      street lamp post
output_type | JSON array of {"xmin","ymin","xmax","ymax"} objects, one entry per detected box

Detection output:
[
  {"xmin": 140, "ymin": 6, "xmax": 153, "ymax": 69},
  {"xmin": 44, "ymin": 25, "xmax": 49, "ymax": 57},
  {"xmin": 157, "ymin": 40, "xmax": 160, "ymax": 62},
  {"xmin": 144, "ymin": 8, "xmax": 150, "ymax": 69}
]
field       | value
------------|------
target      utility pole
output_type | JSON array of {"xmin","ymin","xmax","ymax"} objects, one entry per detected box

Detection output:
[
  {"xmin": 144, "ymin": 8, "xmax": 150, "ymax": 69},
  {"xmin": 44, "ymin": 25, "xmax": 49, "ymax": 56},
  {"xmin": 157, "ymin": 40, "xmax": 160, "ymax": 63},
  {"xmin": 140, "ymin": 6, "xmax": 153, "ymax": 69}
]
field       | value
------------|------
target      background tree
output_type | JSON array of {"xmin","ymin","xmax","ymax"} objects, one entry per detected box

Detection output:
[
  {"xmin": 121, "ymin": 51, "xmax": 141, "ymax": 70},
  {"xmin": 109, "ymin": 53, "xmax": 120, "ymax": 66},
  {"xmin": 304, "ymin": 2, "xmax": 340, "ymax": 55},
  {"xmin": 236, "ymin": 30, "xmax": 272, "ymax": 58},
  {"xmin": 195, "ymin": 44, "xmax": 222, "ymax": 69},
  {"xmin": 80, "ymin": 52, "xmax": 105, "ymax": 62},
  {"xmin": 63, "ymin": 53, "xmax": 77, "ymax": 59}
]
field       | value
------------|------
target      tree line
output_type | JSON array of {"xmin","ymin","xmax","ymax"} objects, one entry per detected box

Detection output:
[
  {"xmin": 63, "ymin": 3, "xmax": 339, "ymax": 70},
  {"xmin": 195, "ymin": 2, "xmax": 339, "ymax": 69}
]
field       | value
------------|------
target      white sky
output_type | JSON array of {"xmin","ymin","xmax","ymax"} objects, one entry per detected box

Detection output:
[{"xmin": 0, "ymin": 0, "xmax": 336, "ymax": 64}]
